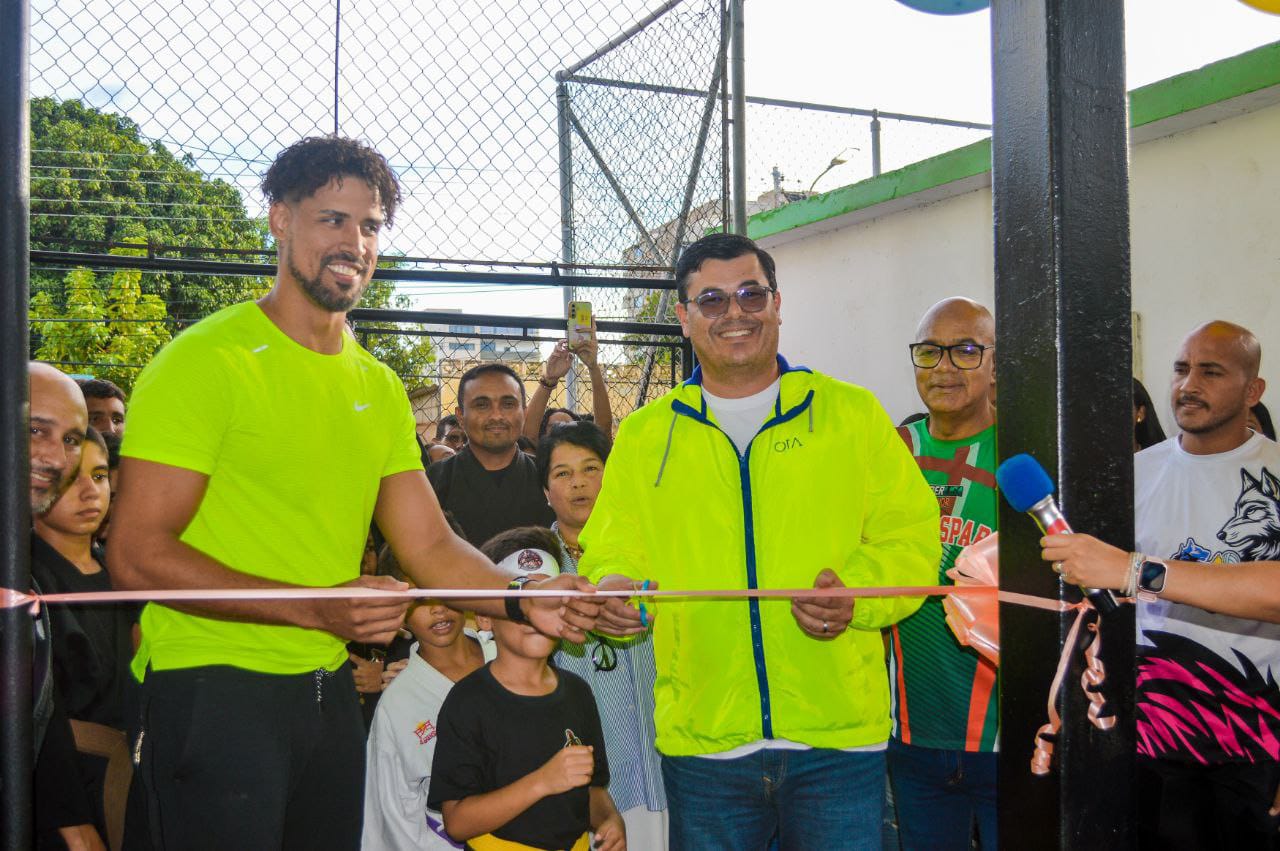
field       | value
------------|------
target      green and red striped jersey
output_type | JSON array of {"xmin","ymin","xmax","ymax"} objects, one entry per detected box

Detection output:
[{"xmin": 889, "ymin": 419, "xmax": 999, "ymax": 752}]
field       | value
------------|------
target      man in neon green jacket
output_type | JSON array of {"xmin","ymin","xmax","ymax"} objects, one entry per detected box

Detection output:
[{"xmin": 581, "ymin": 233, "xmax": 940, "ymax": 850}]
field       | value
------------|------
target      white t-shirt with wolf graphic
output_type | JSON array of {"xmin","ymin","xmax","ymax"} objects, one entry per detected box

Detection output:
[{"xmin": 1135, "ymin": 431, "xmax": 1280, "ymax": 765}]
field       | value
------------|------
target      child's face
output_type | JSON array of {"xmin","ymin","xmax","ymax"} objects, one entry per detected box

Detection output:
[
  {"xmin": 491, "ymin": 616, "xmax": 559, "ymax": 661},
  {"xmin": 407, "ymin": 599, "xmax": 465, "ymax": 648}
]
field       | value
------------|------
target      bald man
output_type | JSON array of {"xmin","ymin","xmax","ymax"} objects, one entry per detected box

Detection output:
[
  {"xmin": 887, "ymin": 298, "xmax": 998, "ymax": 850},
  {"xmin": 1132, "ymin": 321, "xmax": 1280, "ymax": 849},
  {"xmin": 27, "ymin": 362, "xmax": 107, "ymax": 849},
  {"xmin": 29, "ymin": 362, "xmax": 88, "ymax": 515}
]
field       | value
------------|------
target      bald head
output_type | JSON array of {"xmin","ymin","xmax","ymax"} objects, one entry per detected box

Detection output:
[
  {"xmin": 1171, "ymin": 322, "xmax": 1266, "ymax": 450},
  {"xmin": 912, "ymin": 298, "xmax": 997, "ymax": 436},
  {"xmin": 1182, "ymin": 321, "xmax": 1262, "ymax": 380},
  {"xmin": 29, "ymin": 361, "xmax": 88, "ymax": 514},
  {"xmin": 915, "ymin": 297, "xmax": 995, "ymax": 344}
]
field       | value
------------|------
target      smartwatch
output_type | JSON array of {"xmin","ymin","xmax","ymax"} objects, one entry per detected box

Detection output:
[
  {"xmin": 506, "ymin": 575, "xmax": 535, "ymax": 624},
  {"xmin": 1136, "ymin": 558, "xmax": 1169, "ymax": 602}
]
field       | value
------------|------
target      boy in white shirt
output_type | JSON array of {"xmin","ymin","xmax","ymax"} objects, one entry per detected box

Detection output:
[{"xmin": 362, "ymin": 597, "xmax": 496, "ymax": 850}]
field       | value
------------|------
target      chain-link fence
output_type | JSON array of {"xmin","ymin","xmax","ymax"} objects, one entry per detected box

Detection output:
[
  {"xmin": 744, "ymin": 100, "xmax": 990, "ymax": 207},
  {"xmin": 29, "ymin": 0, "xmax": 713, "ymax": 428},
  {"xmin": 27, "ymin": 0, "xmax": 992, "ymax": 431}
]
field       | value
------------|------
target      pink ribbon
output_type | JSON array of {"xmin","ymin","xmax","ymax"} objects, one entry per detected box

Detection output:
[
  {"xmin": 0, "ymin": 583, "xmax": 984, "ymax": 612},
  {"xmin": 0, "ymin": 578, "xmax": 1124, "ymax": 777}
]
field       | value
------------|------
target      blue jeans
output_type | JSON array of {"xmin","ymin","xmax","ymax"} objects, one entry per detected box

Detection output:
[
  {"xmin": 662, "ymin": 747, "xmax": 886, "ymax": 851},
  {"xmin": 886, "ymin": 738, "xmax": 997, "ymax": 851}
]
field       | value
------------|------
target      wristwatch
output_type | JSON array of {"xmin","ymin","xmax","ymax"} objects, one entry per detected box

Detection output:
[
  {"xmin": 506, "ymin": 575, "xmax": 534, "ymax": 624},
  {"xmin": 1136, "ymin": 558, "xmax": 1169, "ymax": 602}
]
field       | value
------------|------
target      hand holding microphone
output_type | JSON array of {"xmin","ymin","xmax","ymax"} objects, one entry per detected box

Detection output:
[{"xmin": 995, "ymin": 454, "xmax": 1119, "ymax": 614}]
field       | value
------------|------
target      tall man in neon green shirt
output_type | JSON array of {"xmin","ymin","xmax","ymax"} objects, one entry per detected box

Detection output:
[
  {"xmin": 889, "ymin": 297, "xmax": 999, "ymax": 850},
  {"xmin": 582, "ymin": 233, "xmax": 940, "ymax": 849},
  {"xmin": 108, "ymin": 137, "xmax": 601, "ymax": 849}
]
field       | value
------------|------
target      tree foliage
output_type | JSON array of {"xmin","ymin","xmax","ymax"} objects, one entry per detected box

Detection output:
[
  {"xmin": 358, "ymin": 275, "xmax": 437, "ymax": 392},
  {"xmin": 30, "ymin": 97, "xmax": 270, "ymax": 322},
  {"xmin": 29, "ymin": 96, "xmax": 434, "ymax": 394},
  {"xmin": 30, "ymin": 246, "xmax": 172, "ymax": 393}
]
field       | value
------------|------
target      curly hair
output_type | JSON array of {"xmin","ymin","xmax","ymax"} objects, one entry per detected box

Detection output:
[{"xmin": 261, "ymin": 136, "xmax": 403, "ymax": 227}]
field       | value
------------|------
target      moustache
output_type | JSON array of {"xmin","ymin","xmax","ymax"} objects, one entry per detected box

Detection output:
[
  {"xmin": 1176, "ymin": 395, "xmax": 1207, "ymax": 409},
  {"xmin": 324, "ymin": 253, "xmax": 367, "ymax": 273},
  {"xmin": 31, "ymin": 465, "xmax": 63, "ymax": 488}
]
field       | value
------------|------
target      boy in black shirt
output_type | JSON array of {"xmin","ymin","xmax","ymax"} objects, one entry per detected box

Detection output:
[{"xmin": 429, "ymin": 528, "xmax": 625, "ymax": 851}]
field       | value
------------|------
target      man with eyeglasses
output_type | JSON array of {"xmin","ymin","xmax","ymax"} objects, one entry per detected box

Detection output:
[
  {"xmin": 888, "ymin": 297, "xmax": 999, "ymax": 850},
  {"xmin": 578, "ymin": 232, "xmax": 940, "ymax": 849}
]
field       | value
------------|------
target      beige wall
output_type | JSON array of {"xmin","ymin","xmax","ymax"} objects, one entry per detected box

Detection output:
[{"xmin": 764, "ymin": 97, "xmax": 1280, "ymax": 430}]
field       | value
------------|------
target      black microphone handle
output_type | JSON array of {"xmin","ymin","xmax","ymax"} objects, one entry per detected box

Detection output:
[{"xmin": 1028, "ymin": 499, "xmax": 1120, "ymax": 615}]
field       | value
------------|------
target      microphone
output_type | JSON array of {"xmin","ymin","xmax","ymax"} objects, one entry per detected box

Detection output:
[{"xmin": 995, "ymin": 454, "xmax": 1119, "ymax": 615}]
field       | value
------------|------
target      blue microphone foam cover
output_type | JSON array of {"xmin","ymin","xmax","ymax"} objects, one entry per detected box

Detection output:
[{"xmin": 996, "ymin": 453, "xmax": 1056, "ymax": 513}]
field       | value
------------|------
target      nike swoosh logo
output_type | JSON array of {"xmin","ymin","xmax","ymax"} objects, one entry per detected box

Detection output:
[{"xmin": 354, "ymin": 403, "xmax": 371, "ymax": 412}]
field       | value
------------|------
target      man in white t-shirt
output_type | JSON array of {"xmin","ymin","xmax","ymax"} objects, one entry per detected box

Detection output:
[{"xmin": 1133, "ymin": 320, "xmax": 1280, "ymax": 849}]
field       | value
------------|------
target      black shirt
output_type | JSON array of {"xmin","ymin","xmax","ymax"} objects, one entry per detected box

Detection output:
[
  {"xmin": 426, "ymin": 447, "xmax": 555, "ymax": 546},
  {"xmin": 29, "ymin": 534, "xmax": 133, "ymax": 729},
  {"xmin": 428, "ymin": 664, "xmax": 608, "ymax": 850}
]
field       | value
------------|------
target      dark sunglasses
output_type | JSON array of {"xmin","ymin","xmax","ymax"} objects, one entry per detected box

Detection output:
[
  {"xmin": 685, "ymin": 284, "xmax": 776, "ymax": 319},
  {"xmin": 908, "ymin": 342, "xmax": 993, "ymax": 371}
]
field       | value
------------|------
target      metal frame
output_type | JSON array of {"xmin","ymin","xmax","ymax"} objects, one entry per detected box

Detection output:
[
  {"xmin": 2, "ymin": 0, "xmax": 1142, "ymax": 843},
  {"xmin": 1, "ymin": 0, "xmax": 31, "ymax": 843},
  {"xmin": 991, "ymin": 0, "xmax": 1135, "ymax": 845},
  {"xmin": 554, "ymin": 0, "xmax": 722, "ymax": 405}
]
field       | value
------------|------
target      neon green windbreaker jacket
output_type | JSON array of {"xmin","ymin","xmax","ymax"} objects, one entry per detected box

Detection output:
[{"xmin": 580, "ymin": 357, "xmax": 941, "ymax": 757}]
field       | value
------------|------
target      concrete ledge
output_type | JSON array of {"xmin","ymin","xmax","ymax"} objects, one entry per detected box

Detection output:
[{"xmin": 751, "ymin": 40, "xmax": 1280, "ymax": 249}]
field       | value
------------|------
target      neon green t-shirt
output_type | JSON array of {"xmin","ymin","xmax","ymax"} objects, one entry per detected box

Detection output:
[{"xmin": 121, "ymin": 302, "xmax": 423, "ymax": 677}]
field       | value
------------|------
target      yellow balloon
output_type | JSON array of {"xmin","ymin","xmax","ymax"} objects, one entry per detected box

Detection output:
[{"xmin": 1239, "ymin": 0, "xmax": 1280, "ymax": 14}]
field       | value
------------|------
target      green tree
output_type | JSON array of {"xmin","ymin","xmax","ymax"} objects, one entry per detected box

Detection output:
[
  {"xmin": 357, "ymin": 274, "xmax": 437, "ymax": 393},
  {"xmin": 30, "ymin": 244, "xmax": 172, "ymax": 392},
  {"xmin": 31, "ymin": 97, "xmax": 270, "ymax": 322}
]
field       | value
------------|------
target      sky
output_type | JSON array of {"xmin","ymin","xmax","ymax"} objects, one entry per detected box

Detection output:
[{"xmin": 29, "ymin": 0, "xmax": 1280, "ymax": 334}]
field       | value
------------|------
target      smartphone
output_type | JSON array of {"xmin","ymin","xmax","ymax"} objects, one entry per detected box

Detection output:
[{"xmin": 567, "ymin": 301, "xmax": 592, "ymax": 346}]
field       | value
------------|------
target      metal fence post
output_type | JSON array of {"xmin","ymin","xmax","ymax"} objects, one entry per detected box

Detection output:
[
  {"xmin": 1, "ymin": 0, "xmax": 33, "ymax": 845},
  {"xmin": 991, "ymin": 0, "xmax": 1136, "ymax": 845},
  {"xmin": 870, "ymin": 109, "xmax": 881, "ymax": 177},
  {"xmin": 555, "ymin": 78, "xmax": 578, "ymax": 411},
  {"xmin": 729, "ymin": 0, "xmax": 747, "ymax": 234}
]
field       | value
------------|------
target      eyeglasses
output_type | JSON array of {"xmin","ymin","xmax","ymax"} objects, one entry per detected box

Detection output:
[
  {"xmin": 684, "ymin": 284, "xmax": 776, "ymax": 318},
  {"xmin": 590, "ymin": 635, "xmax": 617, "ymax": 672},
  {"xmin": 908, "ymin": 343, "xmax": 993, "ymax": 370}
]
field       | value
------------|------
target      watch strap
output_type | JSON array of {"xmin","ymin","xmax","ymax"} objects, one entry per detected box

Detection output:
[{"xmin": 506, "ymin": 575, "xmax": 534, "ymax": 624}]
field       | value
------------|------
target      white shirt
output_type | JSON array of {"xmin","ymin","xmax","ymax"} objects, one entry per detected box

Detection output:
[
  {"xmin": 699, "ymin": 376, "xmax": 886, "ymax": 760},
  {"xmin": 1134, "ymin": 432, "xmax": 1280, "ymax": 763},
  {"xmin": 362, "ymin": 632, "xmax": 496, "ymax": 851},
  {"xmin": 702, "ymin": 378, "xmax": 780, "ymax": 455}
]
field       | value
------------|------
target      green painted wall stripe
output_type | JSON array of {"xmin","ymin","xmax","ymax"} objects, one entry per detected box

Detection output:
[
  {"xmin": 1130, "ymin": 40, "xmax": 1280, "ymax": 128},
  {"xmin": 749, "ymin": 40, "xmax": 1280, "ymax": 241}
]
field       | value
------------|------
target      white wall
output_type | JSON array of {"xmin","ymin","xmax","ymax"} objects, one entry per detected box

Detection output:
[{"xmin": 766, "ymin": 96, "xmax": 1280, "ymax": 430}]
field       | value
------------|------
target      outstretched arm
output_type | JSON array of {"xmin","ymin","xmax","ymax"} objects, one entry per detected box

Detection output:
[
  {"xmin": 523, "ymin": 341, "xmax": 574, "ymax": 443},
  {"xmin": 108, "ymin": 458, "xmax": 409, "ymax": 643},
  {"xmin": 571, "ymin": 320, "xmax": 613, "ymax": 440},
  {"xmin": 374, "ymin": 469, "xmax": 602, "ymax": 642},
  {"xmin": 1042, "ymin": 533, "xmax": 1280, "ymax": 623}
]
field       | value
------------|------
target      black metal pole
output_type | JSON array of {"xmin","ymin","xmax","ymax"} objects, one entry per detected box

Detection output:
[
  {"xmin": 1, "ymin": 0, "xmax": 33, "ymax": 845},
  {"xmin": 991, "ymin": 0, "xmax": 1135, "ymax": 847},
  {"xmin": 333, "ymin": 0, "xmax": 341, "ymax": 135},
  {"xmin": 728, "ymin": 0, "xmax": 746, "ymax": 233}
]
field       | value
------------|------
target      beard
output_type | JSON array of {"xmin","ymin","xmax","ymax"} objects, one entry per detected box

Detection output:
[
  {"xmin": 31, "ymin": 466, "xmax": 65, "ymax": 515},
  {"xmin": 1175, "ymin": 397, "xmax": 1244, "ymax": 435},
  {"xmin": 287, "ymin": 250, "xmax": 368, "ymax": 313}
]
